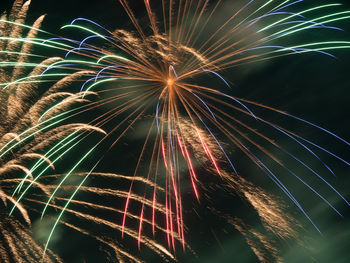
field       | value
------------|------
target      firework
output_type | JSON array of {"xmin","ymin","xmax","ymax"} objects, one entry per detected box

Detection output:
[
  {"xmin": 0, "ymin": 1, "xmax": 64, "ymax": 261},
  {"xmin": 1, "ymin": 1, "xmax": 175, "ymax": 262},
  {"xmin": 2, "ymin": 0, "xmax": 350, "ymax": 262}
]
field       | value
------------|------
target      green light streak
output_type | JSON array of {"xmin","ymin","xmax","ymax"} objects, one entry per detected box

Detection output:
[
  {"xmin": 83, "ymin": 78, "xmax": 117, "ymax": 97},
  {"xmin": 259, "ymin": 3, "xmax": 341, "ymax": 32},
  {"xmin": 0, "ymin": 37, "xmax": 74, "ymax": 50},
  {"xmin": 47, "ymin": 59, "xmax": 100, "ymax": 69},
  {"xmin": 270, "ymin": 11, "xmax": 350, "ymax": 39},
  {"xmin": 14, "ymin": 131, "xmax": 81, "ymax": 195},
  {"xmin": 270, "ymin": 0, "xmax": 293, "ymax": 12},
  {"xmin": 42, "ymin": 160, "xmax": 101, "ymax": 261},
  {"xmin": 11, "ymin": 132, "xmax": 87, "ymax": 214},
  {"xmin": 97, "ymin": 54, "xmax": 130, "ymax": 63},
  {"xmin": 0, "ymin": 98, "xmax": 91, "ymax": 161},
  {"xmin": 0, "ymin": 62, "xmax": 48, "ymax": 67},
  {"xmin": 0, "ymin": 19, "xmax": 50, "ymax": 34},
  {"xmin": 287, "ymin": 46, "xmax": 350, "ymax": 52},
  {"xmin": 0, "ymin": 50, "xmax": 43, "ymax": 57},
  {"xmin": 38, "ymin": 93, "xmax": 86, "ymax": 122},
  {"xmin": 3, "ymin": 73, "xmax": 70, "ymax": 89},
  {"xmin": 244, "ymin": 0, "xmax": 275, "ymax": 23},
  {"xmin": 61, "ymin": 25, "xmax": 107, "ymax": 40},
  {"xmin": 279, "ymin": 41, "xmax": 350, "ymax": 50},
  {"xmin": 0, "ymin": 80, "xmax": 53, "ymax": 87},
  {"xmin": 40, "ymin": 140, "xmax": 101, "ymax": 219}
]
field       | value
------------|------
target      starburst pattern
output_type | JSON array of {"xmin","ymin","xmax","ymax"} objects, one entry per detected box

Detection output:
[
  {"xmin": 1, "ymin": 1, "xmax": 175, "ymax": 262},
  {"xmin": 1, "ymin": 0, "xmax": 349, "ymax": 262}
]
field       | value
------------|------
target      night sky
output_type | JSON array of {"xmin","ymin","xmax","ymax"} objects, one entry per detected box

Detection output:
[{"xmin": 1, "ymin": 0, "xmax": 350, "ymax": 262}]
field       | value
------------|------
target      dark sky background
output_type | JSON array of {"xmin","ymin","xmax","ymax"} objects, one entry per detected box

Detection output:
[{"xmin": 1, "ymin": 0, "xmax": 350, "ymax": 262}]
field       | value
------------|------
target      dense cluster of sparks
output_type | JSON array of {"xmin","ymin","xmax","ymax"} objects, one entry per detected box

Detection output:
[
  {"xmin": 0, "ymin": 1, "xmax": 174, "ymax": 262},
  {"xmin": 1, "ymin": 0, "xmax": 350, "ymax": 262}
]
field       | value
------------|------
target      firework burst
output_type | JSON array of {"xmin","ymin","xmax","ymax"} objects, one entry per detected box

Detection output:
[
  {"xmin": 2, "ymin": 0, "xmax": 350, "ymax": 262},
  {"xmin": 1, "ymin": 1, "xmax": 176, "ymax": 262}
]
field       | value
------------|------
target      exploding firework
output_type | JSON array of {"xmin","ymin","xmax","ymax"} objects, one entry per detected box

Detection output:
[
  {"xmin": 0, "ymin": 1, "xmax": 176, "ymax": 262},
  {"xmin": 0, "ymin": 1, "xmax": 65, "ymax": 261},
  {"xmin": 2, "ymin": 0, "xmax": 350, "ymax": 262}
]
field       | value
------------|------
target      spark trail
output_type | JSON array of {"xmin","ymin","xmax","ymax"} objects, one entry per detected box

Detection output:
[{"xmin": 2, "ymin": 0, "xmax": 350, "ymax": 261}]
